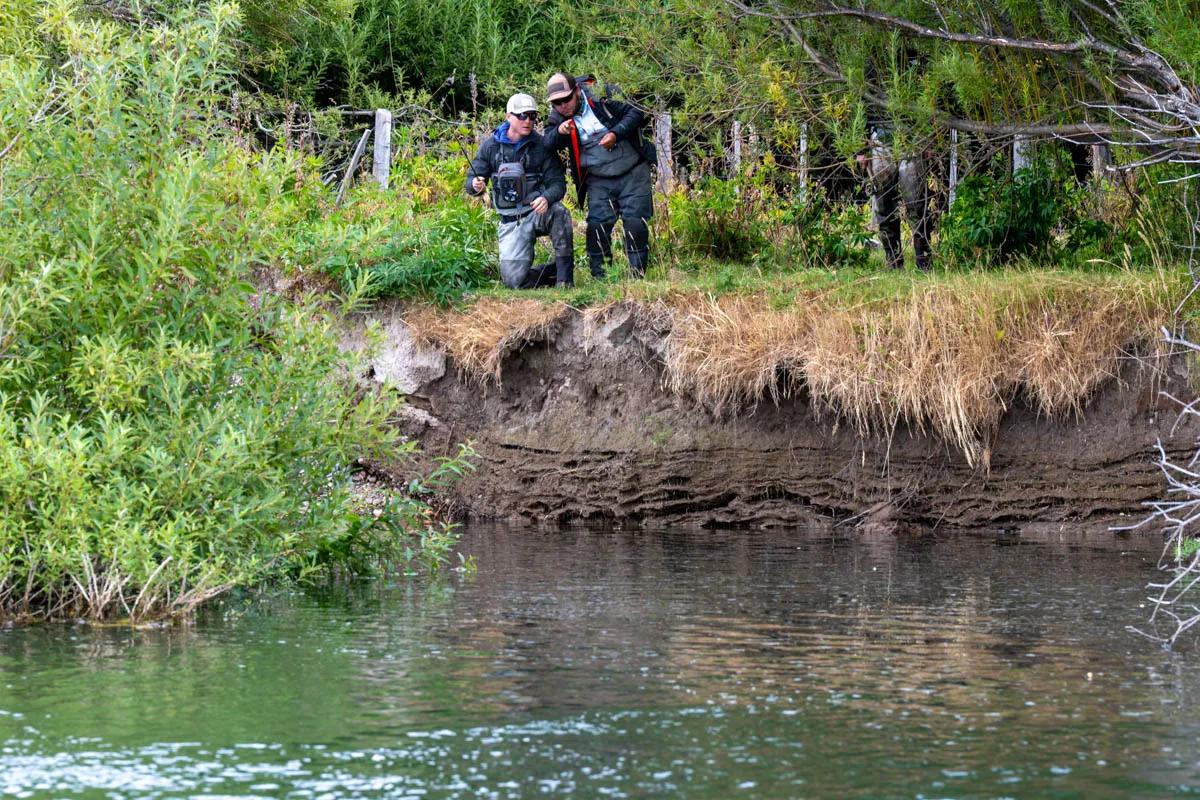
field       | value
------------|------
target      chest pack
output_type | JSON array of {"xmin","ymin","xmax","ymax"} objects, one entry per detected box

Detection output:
[{"xmin": 491, "ymin": 161, "xmax": 537, "ymax": 212}]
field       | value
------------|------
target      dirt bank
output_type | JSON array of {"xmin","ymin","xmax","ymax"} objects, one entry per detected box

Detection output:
[{"xmin": 346, "ymin": 300, "xmax": 1198, "ymax": 533}]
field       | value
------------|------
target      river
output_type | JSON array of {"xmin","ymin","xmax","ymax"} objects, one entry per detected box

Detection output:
[{"xmin": 1, "ymin": 526, "xmax": 1198, "ymax": 798}]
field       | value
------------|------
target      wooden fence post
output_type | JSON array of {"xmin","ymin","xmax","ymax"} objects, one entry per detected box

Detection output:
[
  {"xmin": 654, "ymin": 112, "xmax": 674, "ymax": 194},
  {"xmin": 798, "ymin": 123, "xmax": 809, "ymax": 203},
  {"xmin": 372, "ymin": 108, "xmax": 392, "ymax": 190},
  {"xmin": 729, "ymin": 120, "xmax": 743, "ymax": 176},
  {"xmin": 1012, "ymin": 134, "xmax": 1033, "ymax": 173},
  {"xmin": 1091, "ymin": 144, "xmax": 1111, "ymax": 181},
  {"xmin": 1091, "ymin": 143, "xmax": 1112, "ymax": 204},
  {"xmin": 336, "ymin": 127, "xmax": 372, "ymax": 206},
  {"xmin": 949, "ymin": 128, "xmax": 959, "ymax": 207}
]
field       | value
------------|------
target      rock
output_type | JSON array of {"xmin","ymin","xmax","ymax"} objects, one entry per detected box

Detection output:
[
  {"xmin": 342, "ymin": 302, "xmax": 445, "ymax": 393},
  {"xmin": 373, "ymin": 327, "xmax": 445, "ymax": 393}
]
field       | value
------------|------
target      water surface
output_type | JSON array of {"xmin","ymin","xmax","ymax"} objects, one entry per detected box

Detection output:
[{"xmin": 1, "ymin": 526, "xmax": 1197, "ymax": 798}]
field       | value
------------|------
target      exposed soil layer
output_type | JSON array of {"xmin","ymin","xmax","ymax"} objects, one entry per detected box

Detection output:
[{"xmin": 348, "ymin": 302, "xmax": 1199, "ymax": 533}]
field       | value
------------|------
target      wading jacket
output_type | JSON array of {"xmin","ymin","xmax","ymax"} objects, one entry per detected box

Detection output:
[
  {"xmin": 465, "ymin": 124, "xmax": 565, "ymax": 218},
  {"xmin": 543, "ymin": 89, "xmax": 653, "ymax": 207}
]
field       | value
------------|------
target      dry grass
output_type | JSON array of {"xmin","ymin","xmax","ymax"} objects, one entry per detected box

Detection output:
[
  {"xmin": 406, "ymin": 298, "xmax": 566, "ymax": 383},
  {"xmin": 404, "ymin": 270, "xmax": 1182, "ymax": 466},
  {"xmin": 665, "ymin": 272, "xmax": 1179, "ymax": 466},
  {"xmin": 663, "ymin": 294, "xmax": 812, "ymax": 413}
]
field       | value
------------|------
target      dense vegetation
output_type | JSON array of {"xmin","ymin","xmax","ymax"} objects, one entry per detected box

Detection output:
[
  {"xmin": 210, "ymin": 0, "xmax": 1199, "ymax": 304},
  {"xmin": 0, "ymin": 1, "xmax": 473, "ymax": 623}
]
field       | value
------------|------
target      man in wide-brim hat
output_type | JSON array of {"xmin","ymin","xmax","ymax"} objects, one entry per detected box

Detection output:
[{"xmin": 542, "ymin": 73, "xmax": 655, "ymax": 280}]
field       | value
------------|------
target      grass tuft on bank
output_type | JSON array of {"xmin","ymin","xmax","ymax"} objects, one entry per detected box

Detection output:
[
  {"xmin": 675, "ymin": 269, "xmax": 1179, "ymax": 466},
  {"xmin": 406, "ymin": 299, "xmax": 565, "ymax": 383},
  {"xmin": 409, "ymin": 266, "xmax": 1185, "ymax": 466}
]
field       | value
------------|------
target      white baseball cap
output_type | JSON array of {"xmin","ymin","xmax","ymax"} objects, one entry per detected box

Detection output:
[{"xmin": 506, "ymin": 93, "xmax": 537, "ymax": 115}]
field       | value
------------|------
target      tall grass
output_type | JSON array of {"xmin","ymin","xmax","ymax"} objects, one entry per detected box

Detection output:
[{"xmin": 237, "ymin": 0, "xmax": 581, "ymax": 107}]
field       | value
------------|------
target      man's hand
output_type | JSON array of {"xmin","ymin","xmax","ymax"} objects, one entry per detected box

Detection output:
[
  {"xmin": 531, "ymin": 196, "xmax": 549, "ymax": 215},
  {"xmin": 557, "ymin": 119, "xmax": 575, "ymax": 136},
  {"xmin": 471, "ymin": 176, "xmax": 486, "ymax": 193},
  {"xmin": 599, "ymin": 132, "xmax": 617, "ymax": 150}
]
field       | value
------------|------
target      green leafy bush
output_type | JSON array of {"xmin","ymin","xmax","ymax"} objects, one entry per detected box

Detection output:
[
  {"xmin": 665, "ymin": 177, "xmax": 769, "ymax": 262},
  {"xmin": 339, "ymin": 199, "xmax": 495, "ymax": 305},
  {"xmin": 307, "ymin": 444, "xmax": 477, "ymax": 578},
  {"xmin": 938, "ymin": 167, "xmax": 1062, "ymax": 264},
  {"xmin": 282, "ymin": 153, "xmax": 496, "ymax": 306},
  {"xmin": 778, "ymin": 189, "xmax": 874, "ymax": 269},
  {"xmin": 0, "ymin": 1, "xmax": 466, "ymax": 622},
  {"xmin": 936, "ymin": 150, "xmax": 1151, "ymax": 269},
  {"xmin": 661, "ymin": 166, "xmax": 874, "ymax": 272}
]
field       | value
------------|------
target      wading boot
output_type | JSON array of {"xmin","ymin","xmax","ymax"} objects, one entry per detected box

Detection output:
[
  {"xmin": 556, "ymin": 256, "xmax": 575, "ymax": 288},
  {"xmin": 586, "ymin": 220, "xmax": 616, "ymax": 280},
  {"xmin": 521, "ymin": 262, "xmax": 558, "ymax": 289},
  {"xmin": 625, "ymin": 221, "xmax": 650, "ymax": 279}
]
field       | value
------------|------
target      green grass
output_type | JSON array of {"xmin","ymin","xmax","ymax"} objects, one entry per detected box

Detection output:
[{"xmin": 464, "ymin": 250, "xmax": 1187, "ymax": 315}]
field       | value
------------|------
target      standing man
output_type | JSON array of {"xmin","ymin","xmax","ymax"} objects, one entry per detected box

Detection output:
[
  {"xmin": 543, "ymin": 73, "xmax": 654, "ymax": 280},
  {"xmin": 466, "ymin": 93, "xmax": 575, "ymax": 288},
  {"xmin": 856, "ymin": 54, "xmax": 935, "ymax": 271},
  {"xmin": 859, "ymin": 126, "xmax": 934, "ymax": 271}
]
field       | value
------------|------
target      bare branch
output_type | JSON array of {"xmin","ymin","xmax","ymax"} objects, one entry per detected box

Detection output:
[{"xmin": 725, "ymin": 0, "xmax": 1200, "ymax": 161}]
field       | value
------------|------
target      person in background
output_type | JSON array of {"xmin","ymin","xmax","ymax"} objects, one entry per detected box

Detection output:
[
  {"xmin": 466, "ymin": 93, "xmax": 574, "ymax": 288},
  {"xmin": 542, "ymin": 73, "xmax": 654, "ymax": 280},
  {"xmin": 857, "ymin": 125, "xmax": 934, "ymax": 271}
]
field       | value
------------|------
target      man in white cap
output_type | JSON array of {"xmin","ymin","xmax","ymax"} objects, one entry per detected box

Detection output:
[{"xmin": 465, "ymin": 93, "xmax": 575, "ymax": 288}]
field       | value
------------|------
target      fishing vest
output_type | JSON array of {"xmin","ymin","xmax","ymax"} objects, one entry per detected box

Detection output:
[
  {"xmin": 492, "ymin": 161, "xmax": 537, "ymax": 215},
  {"xmin": 577, "ymin": 127, "xmax": 641, "ymax": 178}
]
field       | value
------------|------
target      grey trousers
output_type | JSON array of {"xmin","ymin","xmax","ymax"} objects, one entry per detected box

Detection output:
[
  {"xmin": 498, "ymin": 203, "xmax": 574, "ymax": 288},
  {"xmin": 585, "ymin": 161, "xmax": 653, "ymax": 278},
  {"xmin": 869, "ymin": 144, "xmax": 932, "ymax": 270}
]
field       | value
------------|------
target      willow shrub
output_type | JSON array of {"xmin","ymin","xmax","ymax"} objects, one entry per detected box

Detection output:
[{"xmin": 0, "ymin": 1, "xmax": 457, "ymax": 622}]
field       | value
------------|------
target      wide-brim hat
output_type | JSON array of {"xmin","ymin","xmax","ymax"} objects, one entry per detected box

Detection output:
[{"xmin": 506, "ymin": 93, "xmax": 537, "ymax": 115}]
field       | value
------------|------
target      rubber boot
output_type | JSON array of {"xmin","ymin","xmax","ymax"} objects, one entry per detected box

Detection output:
[
  {"xmin": 520, "ymin": 262, "xmax": 558, "ymax": 289},
  {"xmin": 623, "ymin": 216, "xmax": 650, "ymax": 279},
  {"xmin": 555, "ymin": 256, "xmax": 575, "ymax": 288},
  {"xmin": 587, "ymin": 222, "xmax": 615, "ymax": 279}
]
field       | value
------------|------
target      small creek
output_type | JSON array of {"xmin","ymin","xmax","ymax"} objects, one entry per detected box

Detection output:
[{"xmin": 2, "ymin": 526, "xmax": 1199, "ymax": 798}]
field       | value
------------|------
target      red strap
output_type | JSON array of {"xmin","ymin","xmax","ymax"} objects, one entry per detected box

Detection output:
[{"xmin": 568, "ymin": 120, "xmax": 587, "ymax": 205}]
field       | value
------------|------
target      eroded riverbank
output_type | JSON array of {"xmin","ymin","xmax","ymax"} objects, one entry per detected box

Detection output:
[{"xmin": 346, "ymin": 296, "xmax": 1199, "ymax": 532}]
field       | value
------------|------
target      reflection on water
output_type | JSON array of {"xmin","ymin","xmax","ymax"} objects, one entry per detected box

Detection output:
[{"xmin": 1, "ymin": 526, "xmax": 1198, "ymax": 798}]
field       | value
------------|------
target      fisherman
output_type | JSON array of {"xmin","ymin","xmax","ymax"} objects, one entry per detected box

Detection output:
[
  {"xmin": 543, "ymin": 73, "xmax": 654, "ymax": 279},
  {"xmin": 466, "ymin": 92, "xmax": 575, "ymax": 288},
  {"xmin": 855, "ymin": 56, "xmax": 935, "ymax": 271},
  {"xmin": 858, "ymin": 125, "xmax": 934, "ymax": 271}
]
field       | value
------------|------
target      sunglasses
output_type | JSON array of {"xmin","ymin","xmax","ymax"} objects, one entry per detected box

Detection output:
[
  {"xmin": 550, "ymin": 94, "xmax": 575, "ymax": 107},
  {"xmin": 511, "ymin": 110, "xmax": 538, "ymax": 121}
]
